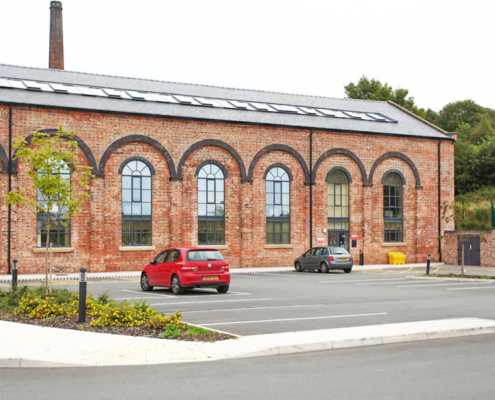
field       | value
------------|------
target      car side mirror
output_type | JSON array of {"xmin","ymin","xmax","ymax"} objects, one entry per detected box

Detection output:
[
  {"xmin": 150, "ymin": 260, "xmax": 155, "ymax": 265},
  {"xmin": 302, "ymin": 254, "xmax": 306, "ymax": 257}
]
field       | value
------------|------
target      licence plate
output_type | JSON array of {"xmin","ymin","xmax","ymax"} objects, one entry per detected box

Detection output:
[
  {"xmin": 203, "ymin": 276, "xmax": 219, "ymax": 281},
  {"xmin": 338, "ymin": 258, "xmax": 347, "ymax": 261}
]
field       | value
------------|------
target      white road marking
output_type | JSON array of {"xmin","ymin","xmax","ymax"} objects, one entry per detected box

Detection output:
[
  {"xmin": 259, "ymin": 273, "xmax": 298, "ymax": 276},
  {"xmin": 121, "ymin": 290, "xmax": 173, "ymax": 297},
  {"xmin": 319, "ymin": 278, "xmax": 406, "ymax": 284},
  {"xmin": 231, "ymin": 275, "xmax": 258, "ymax": 278},
  {"xmin": 150, "ymin": 298, "xmax": 272, "ymax": 306},
  {"xmin": 200, "ymin": 312, "xmax": 388, "ymax": 326},
  {"xmin": 396, "ymin": 282, "xmax": 490, "ymax": 288},
  {"xmin": 447, "ymin": 285, "xmax": 495, "ymax": 291},
  {"xmin": 178, "ymin": 304, "xmax": 324, "ymax": 314},
  {"xmin": 355, "ymin": 281, "xmax": 429, "ymax": 286}
]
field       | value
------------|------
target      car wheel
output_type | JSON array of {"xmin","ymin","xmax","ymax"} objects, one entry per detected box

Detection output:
[
  {"xmin": 171, "ymin": 275, "xmax": 185, "ymax": 295},
  {"xmin": 217, "ymin": 285, "xmax": 229, "ymax": 294},
  {"xmin": 295, "ymin": 262, "xmax": 302, "ymax": 272},
  {"xmin": 343, "ymin": 268, "xmax": 352, "ymax": 274},
  {"xmin": 320, "ymin": 263, "xmax": 329, "ymax": 273},
  {"xmin": 140, "ymin": 273, "xmax": 153, "ymax": 291}
]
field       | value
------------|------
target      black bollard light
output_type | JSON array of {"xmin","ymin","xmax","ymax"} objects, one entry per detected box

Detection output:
[
  {"xmin": 426, "ymin": 254, "xmax": 431, "ymax": 275},
  {"xmin": 359, "ymin": 250, "xmax": 364, "ymax": 266},
  {"xmin": 12, "ymin": 259, "xmax": 18, "ymax": 287},
  {"xmin": 78, "ymin": 267, "xmax": 87, "ymax": 323}
]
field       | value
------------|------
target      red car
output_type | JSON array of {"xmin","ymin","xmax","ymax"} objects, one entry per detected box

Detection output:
[{"xmin": 140, "ymin": 247, "xmax": 230, "ymax": 295}]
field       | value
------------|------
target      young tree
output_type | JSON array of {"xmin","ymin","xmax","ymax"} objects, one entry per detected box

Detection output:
[
  {"xmin": 440, "ymin": 200, "xmax": 469, "ymax": 275},
  {"xmin": 5, "ymin": 126, "xmax": 93, "ymax": 295}
]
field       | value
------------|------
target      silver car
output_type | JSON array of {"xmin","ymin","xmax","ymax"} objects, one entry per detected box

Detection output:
[{"xmin": 295, "ymin": 246, "xmax": 353, "ymax": 273}]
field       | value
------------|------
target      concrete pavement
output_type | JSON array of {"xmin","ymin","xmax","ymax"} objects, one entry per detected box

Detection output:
[{"xmin": 1, "ymin": 317, "xmax": 495, "ymax": 368}]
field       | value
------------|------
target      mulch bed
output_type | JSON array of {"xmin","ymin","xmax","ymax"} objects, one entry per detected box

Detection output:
[
  {"xmin": 0, "ymin": 312, "xmax": 235, "ymax": 342},
  {"xmin": 421, "ymin": 274, "xmax": 495, "ymax": 280}
]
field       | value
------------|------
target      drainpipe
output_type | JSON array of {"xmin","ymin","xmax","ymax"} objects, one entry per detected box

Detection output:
[
  {"xmin": 309, "ymin": 129, "xmax": 313, "ymax": 249},
  {"xmin": 438, "ymin": 141, "xmax": 442, "ymax": 262},
  {"xmin": 7, "ymin": 104, "xmax": 12, "ymax": 274}
]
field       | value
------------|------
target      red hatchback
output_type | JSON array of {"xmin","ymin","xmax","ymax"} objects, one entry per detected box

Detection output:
[{"xmin": 140, "ymin": 247, "xmax": 230, "ymax": 295}]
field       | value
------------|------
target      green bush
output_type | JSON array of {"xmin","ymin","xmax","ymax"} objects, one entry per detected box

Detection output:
[
  {"xmin": 1, "ymin": 286, "xmax": 72, "ymax": 313},
  {"xmin": 90, "ymin": 299, "xmax": 158, "ymax": 327},
  {"xmin": 147, "ymin": 311, "xmax": 184, "ymax": 330},
  {"xmin": 159, "ymin": 325, "xmax": 182, "ymax": 339}
]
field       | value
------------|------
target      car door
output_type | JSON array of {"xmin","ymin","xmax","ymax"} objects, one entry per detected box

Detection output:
[
  {"xmin": 314, "ymin": 248, "xmax": 325, "ymax": 268},
  {"xmin": 161, "ymin": 249, "xmax": 181, "ymax": 287},
  {"xmin": 148, "ymin": 250, "xmax": 168, "ymax": 286},
  {"xmin": 301, "ymin": 248, "xmax": 315, "ymax": 269}
]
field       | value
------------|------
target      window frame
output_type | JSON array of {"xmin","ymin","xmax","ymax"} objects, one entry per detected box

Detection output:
[
  {"xmin": 383, "ymin": 172, "xmax": 404, "ymax": 243},
  {"xmin": 198, "ymin": 164, "xmax": 225, "ymax": 245},
  {"xmin": 121, "ymin": 160, "xmax": 152, "ymax": 247},
  {"xmin": 265, "ymin": 167, "xmax": 291, "ymax": 245},
  {"xmin": 327, "ymin": 169, "xmax": 350, "ymax": 232}
]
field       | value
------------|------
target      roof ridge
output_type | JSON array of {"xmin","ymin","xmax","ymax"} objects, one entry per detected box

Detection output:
[{"xmin": 0, "ymin": 63, "xmax": 389, "ymax": 104}]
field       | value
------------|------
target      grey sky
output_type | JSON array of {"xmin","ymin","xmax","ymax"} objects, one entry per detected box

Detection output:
[{"xmin": 1, "ymin": 0, "xmax": 494, "ymax": 112}]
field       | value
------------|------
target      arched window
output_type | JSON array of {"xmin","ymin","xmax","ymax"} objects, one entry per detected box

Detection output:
[
  {"xmin": 36, "ymin": 160, "xmax": 71, "ymax": 247},
  {"xmin": 383, "ymin": 172, "xmax": 403, "ymax": 242},
  {"xmin": 327, "ymin": 169, "xmax": 349, "ymax": 249},
  {"xmin": 122, "ymin": 160, "xmax": 152, "ymax": 246},
  {"xmin": 266, "ymin": 167, "xmax": 290, "ymax": 244},
  {"xmin": 198, "ymin": 164, "xmax": 225, "ymax": 245}
]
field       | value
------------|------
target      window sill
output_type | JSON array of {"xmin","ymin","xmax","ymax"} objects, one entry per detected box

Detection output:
[
  {"xmin": 33, "ymin": 247, "xmax": 75, "ymax": 253},
  {"xmin": 264, "ymin": 244, "xmax": 294, "ymax": 249},
  {"xmin": 381, "ymin": 243, "xmax": 407, "ymax": 247},
  {"xmin": 197, "ymin": 245, "xmax": 229, "ymax": 250},
  {"xmin": 119, "ymin": 246, "xmax": 156, "ymax": 252}
]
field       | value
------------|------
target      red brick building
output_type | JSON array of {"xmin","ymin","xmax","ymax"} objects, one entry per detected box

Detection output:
[{"xmin": 0, "ymin": 64, "xmax": 455, "ymax": 274}]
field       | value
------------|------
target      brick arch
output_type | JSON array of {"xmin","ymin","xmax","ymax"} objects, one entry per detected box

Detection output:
[
  {"xmin": 247, "ymin": 144, "xmax": 310, "ymax": 183},
  {"xmin": 118, "ymin": 156, "xmax": 156, "ymax": 176},
  {"xmin": 177, "ymin": 139, "xmax": 247, "ymax": 179},
  {"xmin": 194, "ymin": 159, "xmax": 229, "ymax": 179},
  {"xmin": 312, "ymin": 148, "xmax": 366, "ymax": 183},
  {"xmin": 98, "ymin": 135, "xmax": 176, "ymax": 177},
  {"xmin": 263, "ymin": 163, "xmax": 294, "ymax": 181},
  {"xmin": 0, "ymin": 143, "xmax": 8, "ymax": 172},
  {"xmin": 12, "ymin": 129, "xmax": 98, "ymax": 175},
  {"xmin": 369, "ymin": 151, "xmax": 421, "ymax": 186},
  {"xmin": 326, "ymin": 166, "xmax": 353, "ymax": 183}
]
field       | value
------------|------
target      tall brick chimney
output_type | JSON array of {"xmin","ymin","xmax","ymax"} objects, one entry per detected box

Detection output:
[{"xmin": 49, "ymin": 1, "xmax": 64, "ymax": 70}]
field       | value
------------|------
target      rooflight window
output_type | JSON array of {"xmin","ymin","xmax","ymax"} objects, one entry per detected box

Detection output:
[
  {"xmin": 270, "ymin": 104, "xmax": 298, "ymax": 114},
  {"xmin": 89, "ymin": 88, "xmax": 107, "ymax": 97},
  {"xmin": 9, "ymin": 80, "xmax": 27, "ymax": 89},
  {"xmin": 148, "ymin": 93, "xmax": 178, "ymax": 103},
  {"xmin": 229, "ymin": 100, "xmax": 250, "ymax": 109},
  {"xmin": 103, "ymin": 88, "xmax": 128, "ymax": 98},
  {"xmin": 0, "ymin": 79, "xmax": 12, "ymax": 88},
  {"xmin": 317, "ymin": 109, "xmax": 350, "ymax": 118},
  {"xmin": 195, "ymin": 97, "xmax": 217, "ymax": 106},
  {"xmin": 344, "ymin": 111, "xmax": 373, "ymax": 121},
  {"xmin": 298, "ymin": 107, "xmax": 321, "ymax": 116},
  {"xmin": 75, "ymin": 86, "xmax": 96, "ymax": 96},
  {"xmin": 174, "ymin": 95, "xmax": 195, "ymax": 104},
  {"xmin": 367, "ymin": 113, "xmax": 388, "ymax": 121},
  {"xmin": 250, "ymin": 102, "xmax": 276, "ymax": 112},
  {"xmin": 127, "ymin": 91, "xmax": 146, "ymax": 100},
  {"xmin": 49, "ymin": 83, "xmax": 68, "ymax": 93},
  {"xmin": 23, "ymin": 81, "xmax": 47, "ymax": 91},
  {"xmin": 214, "ymin": 99, "xmax": 236, "ymax": 108}
]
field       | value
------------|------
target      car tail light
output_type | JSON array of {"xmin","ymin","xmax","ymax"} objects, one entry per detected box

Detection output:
[
  {"xmin": 328, "ymin": 256, "xmax": 335, "ymax": 261},
  {"xmin": 350, "ymin": 256, "xmax": 353, "ymax": 261},
  {"xmin": 181, "ymin": 264, "xmax": 198, "ymax": 270},
  {"xmin": 220, "ymin": 263, "xmax": 229, "ymax": 272}
]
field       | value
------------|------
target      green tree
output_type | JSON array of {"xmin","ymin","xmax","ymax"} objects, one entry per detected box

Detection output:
[
  {"xmin": 344, "ymin": 76, "xmax": 435, "ymax": 120},
  {"xmin": 5, "ymin": 126, "xmax": 94, "ymax": 295},
  {"xmin": 435, "ymin": 100, "xmax": 492, "ymax": 133}
]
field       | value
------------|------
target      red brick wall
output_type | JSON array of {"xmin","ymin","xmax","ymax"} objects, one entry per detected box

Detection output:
[{"xmin": 0, "ymin": 104, "xmax": 455, "ymax": 274}]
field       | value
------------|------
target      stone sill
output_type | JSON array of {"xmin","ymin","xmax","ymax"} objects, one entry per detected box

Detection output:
[
  {"xmin": 197, "ymin": 245, "xmax": 229, "ymax": 250},
  {"xmin": 119, "ymin": 246, "xmax": 156, "ymax": 252},
  {"xmin": 264, "ymin": 244, "xmax": 295, "ymax": 249},
  {"xmin": 381, "ymin": 243, "xmax": 408, "ymax": 247},
  {"xmin": 33, "ymin": 247, "xmax": 75, "ymax": 253}
]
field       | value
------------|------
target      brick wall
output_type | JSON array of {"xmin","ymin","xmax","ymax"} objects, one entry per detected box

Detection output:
[
  {"xmin": 0, "ymin": 104, "xmax": 455, "ymax": 274},
  {"xmin": 444, "ymin": 230, "xmax": 495, "ymax": 267}
]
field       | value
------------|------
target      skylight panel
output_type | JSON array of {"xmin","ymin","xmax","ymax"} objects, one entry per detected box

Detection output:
[
  {"xmin": 23, "ymin": 81, "xmax": 53, "ymax": 91},
  {"xmin": 103, "ymin": 88, "xmax": 128, "ymax": 98},
  {"xmin": 249, "ymin": 102, "xmax": 276, "ymax": 112},
  {"xmin": 0, "ymin": 78, "xmax": 12, "ymax": 88},
  {"xmin": 76, "ymin": 86, "xmax": 97, "ymax": 96},
  {"xmin": 9, "ymin": 80, "xmax": 26, "ymax": 89},
  {"xmin": 89, "ymin": 88, "xmax": 107, "ymax": 97},
  {"xmin": 367, "ymin": 113, "xmax": 388, "ymax": 121},
  {"xmin": 344, "ymin": 111, "xmax": 373, "ymax": 120},
  {"xmin": 214, "ymin": 99, "xmax": 236, "ymax": 108},
  {"xmin": 127, "ymin": 91, "xmax": 156, "ymax": 101},
  {"xmin": 317, "ymin": 108, "xmax": 349, "ymax": 118},
  {"xmin": 270, "ymin": 104, "xmax": 298, "ymax": 114},
  {"xmin": 298, "ymin": 107, "xmax": 321, "ymax": 116},
  {"xmin": 49, "ymin": 83, "xmax": 78, "ymax": 93},
  {"xmin": 229, "ymin": 100, "xmax": 251, "ymax": 109},
  {"xmin": 195, "ymin": 97, "xmax": 217, "ymax": 107},
  {"xmin": 148, "ymin": 93, "xmax": 178, "ymax": 103},
  {"xmin": 174, "ymin": 95, "xmax": 196, "ymax": 104}
]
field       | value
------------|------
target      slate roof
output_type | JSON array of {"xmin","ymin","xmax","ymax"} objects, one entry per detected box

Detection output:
[{"xmin": 0, "ymin": 64, "xmax": 451, "ymax": 140}]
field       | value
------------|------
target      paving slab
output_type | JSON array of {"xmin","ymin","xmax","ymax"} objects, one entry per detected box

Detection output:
[{"xmin": 1, "ymin": 317, "xmax": 494, "ymax": 368}]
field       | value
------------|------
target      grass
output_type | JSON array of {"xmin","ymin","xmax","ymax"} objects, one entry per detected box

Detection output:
[
  {"xmin": 420, "ymin": 273, "xmax": 494, "ymax": 280},
  {"xmin": 184, "ymin": 325, "xmax": 218, "ymax": 336},
  {"xmin": 453, "ymin": 187, "xmax": 494, "ymax": 231}
]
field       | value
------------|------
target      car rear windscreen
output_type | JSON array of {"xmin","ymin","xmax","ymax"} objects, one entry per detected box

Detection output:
[
  {"xmin": 187, "ymin": 250, "xmax": 225, "ymax": 261},
  {"xmin": 330, "ymin": 247, "xmax": 349, "ymax": 255}
]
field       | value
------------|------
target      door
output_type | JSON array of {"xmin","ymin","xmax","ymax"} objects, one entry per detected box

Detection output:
[
  {"xmin": 301, "ymin": 248, "xmax": 315, "ymax": 269},
  {"xmin": 161, "ymin": 249, "xmax": 181, "ymax": 286},
  {"xmin": 329, "ymin": 231, "xmax": 349, "ymax": 251},
  {"xmin": 149, "ymin": 250, "xmax": 168, "ymax": 286},
  {"xmin": 457, "ymin": 236, "xmax": 481, "ymax": 266}
]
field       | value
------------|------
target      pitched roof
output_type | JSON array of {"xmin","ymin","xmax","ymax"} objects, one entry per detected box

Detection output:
[{"xmin": 0, "ymin": 64, "xmax": 450, "ymax": 140}]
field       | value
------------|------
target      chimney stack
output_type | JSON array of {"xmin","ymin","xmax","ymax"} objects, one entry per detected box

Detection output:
[{"xmin": 49, "ymin": 1, "xmax": 64, "ymax": 70}]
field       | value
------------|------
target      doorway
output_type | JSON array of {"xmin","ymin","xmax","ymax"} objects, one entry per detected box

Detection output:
[
  {"xmin": 457, "ymin": 235, "xmax": 481, "ymax": 266},
  {"xmin": 329, "ymin": 231, "xmax": 349, "ymax": 251}
]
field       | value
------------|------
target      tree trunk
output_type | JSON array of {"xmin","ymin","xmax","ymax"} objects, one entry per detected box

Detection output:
[
  {"xmin": 45, "ymin": 224, "xmax": 50, "ymax": 297},
  {"xmin": 460, "ymin": 232, "xmax": 465, "ymax": 276},
  {"xmin": 49, "ymin": 242, "xmax": 53, "ymax": 295}
]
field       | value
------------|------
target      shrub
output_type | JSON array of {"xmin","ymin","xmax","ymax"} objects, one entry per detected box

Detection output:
[
  {"xmin": 159, "ymin": 325, "xmax": 182, "ymax": 339},
  {"xmin": 90, "ymin": 300, "xmax": 158, "ymax": 327},
  {"xmin": 147, "ymin": 311, "xmax": 185, "ymax": 330}
]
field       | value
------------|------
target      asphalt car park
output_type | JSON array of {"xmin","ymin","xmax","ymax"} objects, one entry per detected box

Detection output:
[{"xmin": 6, "ymin": 266, "xmax": 494, "ymax": 337}]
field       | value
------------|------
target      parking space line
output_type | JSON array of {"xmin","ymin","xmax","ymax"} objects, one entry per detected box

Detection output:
[
  {"xmin": 121, "ymin": 290, "xmax": 174, "ymax": 297},
  {"xmin": 396, "ymin": 282, "xmax": 492, "ymax": 288},
  {"xmin": 319, "ymin": 278, "xmax": 406, "ymax": 284},
  {"xmin": 258, "ymin": 273, "xmax": 298, "ymax": 276},
  {"xmin": 355, "ymin": 281, "xmax": 428, "ymax": 286},
  {"xmin": 200, "ymin": 312, "xmax": 388, "ymax": 326},
  {"xmin": 150, "ymin": 298, "xmax": 272, "ymax": 306},
  {"xmin": 179, "ymin": 304, "xmax": 324, "ymax": 314},
  {"xmin": 447, "ymin": 285, "xmax": 495, "ymax": 291}
]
